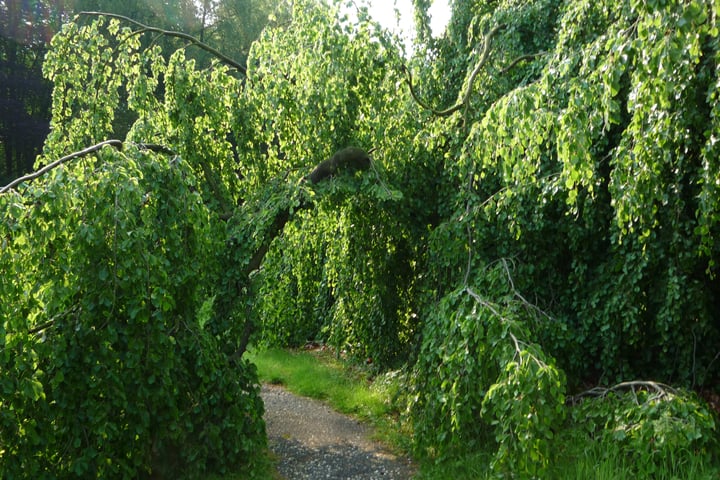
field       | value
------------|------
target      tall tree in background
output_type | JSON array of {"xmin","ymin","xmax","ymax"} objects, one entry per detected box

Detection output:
[
  {"xmin": 195, "ymin": 0, "xmax": 289, "ymax": 68},
  {"xmin": 70, "ymin": 0, "xmax": 200, "ymax": 31},
  {"xmin": 0, "ymin": 0, "xmax": 65, "ymax": 184},
  {"xmin": 0, "ymin": 0, "xmax": 279, "ymax": 184}
]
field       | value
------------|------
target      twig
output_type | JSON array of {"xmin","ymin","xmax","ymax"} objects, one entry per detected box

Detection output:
[
  {"xmin": 464, "ymin": 286, "xmax": 545, "ymax": 366},
  {"xmin": 498, "ymin": 257, "xmax": 555, "ymax": 322},
  {"xmin": 367, "ymin": 152, "xmax": 396, "ymax": 200},
  {"xmin": 78, "ymin": 11, "xmax": 247, "ymax": 75},
  {"xmin": 27, "ymin": 305, "xmax": 81, "ymax": 335},
  {"xmin": 462, "ymin": 221, "xmax": 473, "ymax": 286},
  {"xmin": 135, "ymin": 143, "xmax": 176, "ymax": 155},
  {"xmin": 0, "ymin": 140, "xmax": 123, "ymax": 194},
  {"xmin": 28, "ymin": 321, "xmax": 55, "ymax": 335}
]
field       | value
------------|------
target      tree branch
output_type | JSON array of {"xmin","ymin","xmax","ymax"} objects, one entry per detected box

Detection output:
[
  {"xmin": 28, "ymin": 321, "xmax": 55, "ymax": 335},
  {"xmin": 499, "ymin": 51, "xmax": 547, "ymax": 75},
  {"xmin": 78, "ymin": 11, "xmax": 247, "ymax": 75},
  {"xmin": 0, "ymin": 140, "xmax": 123, "ymax": 194},
  {"xmin": 0, "ymin": 141, "xmax": 177, "ymax": 194},
  {"xmin": 568, "ymin": 380, "xmax": 678, "ymax": 405},
  {"xmin": 241, "ymin": 148, "xmax": 372, "ymax": 276},
  {"xmin": 243, "ymin": 207, "xmax": 291, "ymax": 276},
  {"xmin": 403, "ymin": 24, "xmax": 506, "ymax": 117}
]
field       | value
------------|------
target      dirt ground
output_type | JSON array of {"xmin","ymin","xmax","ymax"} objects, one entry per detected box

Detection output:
[{"xmin": 261, "ymin": 383, "xmax": 416, "ymax": 480}]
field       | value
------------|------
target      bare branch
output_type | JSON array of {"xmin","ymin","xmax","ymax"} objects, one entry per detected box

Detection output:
[
  {"xmin": 0, "ymin": 140, "xmax": 123, "ymax": 194},
  {"xmin": 499, "ymin": 51, "xmax": 547, "ymax": 75},
  {"xmin": 79, "ymin": 11, "xmax": 247, "ymax": 75},
  {"xmin": 568, "ymin": 380, "xmax": 679, "ymax": 405},
  {"xmin": 403, "ymin": 24, "xmax": 506, "ymax": 117}
]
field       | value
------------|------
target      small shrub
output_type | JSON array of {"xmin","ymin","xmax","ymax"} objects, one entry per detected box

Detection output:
[{"xmin": 570, "ymin": 382, "xmax": 718, "ymax": 475}]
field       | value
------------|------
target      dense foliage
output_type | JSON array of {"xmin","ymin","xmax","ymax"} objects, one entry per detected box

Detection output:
[
  {"xmin": 249, "ymin": 2, "xmax": 425, "ymax": 366},
  {"xmin": 0, "ymin": 0, "xmax": 284, "ymax": 184},
  {"xmin": 1, "ymin": 0, "xmax": 719, "ymax": 478},
  {"xmin": 0, "ymin": 17, "xmax": 268, "ymax": 479},
  {"xmin": 570, "ymin": 383, "xmax": 717, "ymax": 476},
  {"xmin": 250, "ymin": 0, "xmax": 720, "ymax": 474}
]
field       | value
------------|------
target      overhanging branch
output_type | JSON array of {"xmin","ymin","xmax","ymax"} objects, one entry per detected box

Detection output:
[
  {"xmin": 0, "ymin": 140, "xmax": 123, "ymax": 194},
  {"xmin": 403, "ymin": 24, "xmax": 506, "ymax": 117},
  {"xmin": 0, "ymin": 141, "xmax": 176, "ymax": 194},
  {"xmin": 79, "ymin": 11, "xmax": 247, "ymax": 75}
]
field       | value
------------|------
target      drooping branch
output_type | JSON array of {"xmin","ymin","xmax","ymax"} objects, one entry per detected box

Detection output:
[
  {"xmin": 403, "ymin": 24, "xmax": 506, "ymax": 117},
  {"xmin": 79, "ymin": 11, "xmax": 247, "ymax": 75},
  {"xmin": 0, "ymin": 140, "xmax": 123, "ymax": 194},
  {"xmin": 568, "ymin": 381, "xmax": 679, "ymax": 405},
  {"xmin": 231, "ymin": 147, "xmax": 372, "ymax": 360},
  {"xmin": 0, "ymin": 141, "xmax": 177, "ymax": 194}
]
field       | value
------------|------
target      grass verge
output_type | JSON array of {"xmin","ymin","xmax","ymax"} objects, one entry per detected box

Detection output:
[
  {"xmin": 247, "ymin": 346, "xmax": 384, "ymax": 417},
  {"xmin": 247, "ymin": 347, "xmax": 719, "ymax": 480},
  {"xmin": 245, "ymin": 346, "xmax": 411, "ymax": 453}
]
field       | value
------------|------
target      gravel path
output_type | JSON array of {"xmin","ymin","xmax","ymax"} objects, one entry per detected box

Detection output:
[{"xmin": 261, "ymin": 384, "xmax": 416, "ymax": 480}]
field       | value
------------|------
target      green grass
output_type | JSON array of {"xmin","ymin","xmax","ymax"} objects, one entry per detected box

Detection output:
[
  {"xmin": 247, "ymin": 347, "xmax": 720, "ymax": 480},
  {"xmin": 246, "ymin": 347, "xmax": 393, "ymax": 418},
  {"xmin": 550, "ymin": 440, "xmax": 720, "ymax": 480},
  {"xmin": 246, "ymin": 346, "xmax": 412, "ymax": 452}
]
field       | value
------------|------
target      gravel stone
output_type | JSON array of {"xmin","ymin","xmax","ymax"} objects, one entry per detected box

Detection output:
[{"xmin": 261, "ymin": 384, "xmax": 415, "ymax": 479}]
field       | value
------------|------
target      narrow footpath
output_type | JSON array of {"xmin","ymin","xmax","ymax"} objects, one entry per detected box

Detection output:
[{"xmin": 261, "ymin": 384, "xmax": 416, "ymax": 480}]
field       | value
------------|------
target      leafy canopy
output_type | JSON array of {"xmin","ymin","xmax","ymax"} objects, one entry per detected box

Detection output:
[{"xmin": 2, "ymin": 0, "xmax": 719, "ymax": 478}]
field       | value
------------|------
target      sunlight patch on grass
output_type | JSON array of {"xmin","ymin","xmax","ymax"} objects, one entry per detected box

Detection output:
[{"xmin": 246, "ymin": 347, "xmax": 392, "ymax": 421}]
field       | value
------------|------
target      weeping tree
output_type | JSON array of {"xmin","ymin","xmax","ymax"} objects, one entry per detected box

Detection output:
[
  {"xmin": 0, "ymin": 6, "xmax": 374, "ymax": 478},
  {"xmin": 405, "ymin": 0, "xmax": 720, "ymax": 474},
  {"xmin": 250, "ymin": 0, "xmax": 720, "ymax": 475},
  {"xmin": 2, "ymin": 0, "xmax": 719, "ymax": 478}
]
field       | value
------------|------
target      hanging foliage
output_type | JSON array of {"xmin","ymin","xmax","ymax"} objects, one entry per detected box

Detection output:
[{"xmin": 1, "ymin": 0, "xmax": 719, "ymax": 477}]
